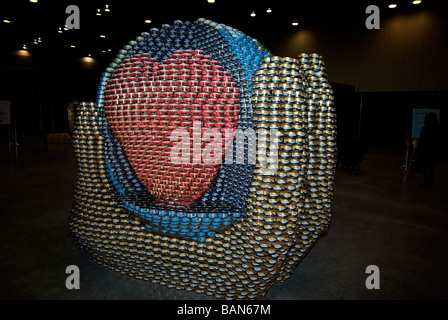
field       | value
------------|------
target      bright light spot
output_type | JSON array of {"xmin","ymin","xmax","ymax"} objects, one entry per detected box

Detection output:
[
  {"xmin": 81, "ymin": 57, "xmax": 95, "ymax": 63},
  {"xmin": 16, "ymin": 50, "xmax": 31, "ymax": 57}
]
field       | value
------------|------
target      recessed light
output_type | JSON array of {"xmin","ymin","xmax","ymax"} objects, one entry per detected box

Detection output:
[
  {"xmin": 58, "ymin": 27, "xmax": 63, "ymax": 33},
  {"xmin": 3, "ymin": 18, "xmax": 10, "ymax": 24},
  {"xmin": 30, "ymin": 0, "xmax": 38, "ymax": 3},
  {"xmin": 207, "ymin": 0, "xmax": 215, "ymax": 3},
  {"xmin": 250, "ymin": 11, "xmax": 256, "ymax": 17},
  {"xmin": 100, "ymin": 34, "xmax": 106, "ymax": 38},
  {"xmin": 412, "ymin": 0, "xmax": 422, "ymax": 4},
  {"xmin": 389, "ymin": 4, "xmax": 397, "ymax": 8},
  {"xmin": 71, "ymin": 45, "xmax": 76, "ymax": 48},
  {"xmin": 292, "ymin": 20, "xmax": 299, "ymax": 26},
  {"xmin": 96, "ymin": 9, "xmax": 101, "ymax": 16},
  {"xmin": 105, "ymin": 4, "xmax": 110, "ymax": 12},
  {"xmin": 145, "ymin": 19, "xmax": 151, "ymax": 24},
  {"xmin": 266, "ymin": 8, "xmax": 272, "ymax": 13}
]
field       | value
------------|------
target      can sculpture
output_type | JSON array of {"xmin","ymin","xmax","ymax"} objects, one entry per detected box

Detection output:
[{"xmin": 69, "ymin": 18, "xmax": 337, "ymax": 299}]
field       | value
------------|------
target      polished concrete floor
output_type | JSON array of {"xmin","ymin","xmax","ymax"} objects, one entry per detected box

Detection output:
[{"xmin": 1, "ymin": 135, "xmax": 447, "ymax": 300}]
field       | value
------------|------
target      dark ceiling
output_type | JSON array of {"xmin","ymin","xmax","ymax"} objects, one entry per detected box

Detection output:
[{"xmin": 1, "ymin": 0, "xmax": 447, "ymax": 66}]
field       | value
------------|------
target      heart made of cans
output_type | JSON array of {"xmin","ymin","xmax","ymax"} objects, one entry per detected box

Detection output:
[{"xmin": 97, "ymin": 18, "xmax": 271, "ymax": 241}]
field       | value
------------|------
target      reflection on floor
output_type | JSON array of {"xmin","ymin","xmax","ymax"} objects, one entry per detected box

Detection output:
[{"xmin": 1, "ymin": 135, "xmax": 447, "ymax": 300}]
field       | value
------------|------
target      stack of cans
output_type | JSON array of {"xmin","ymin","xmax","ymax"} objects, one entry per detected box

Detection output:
[{"xmin": 69, "ymin": 18, "xmax": 336, "ymax": 300}]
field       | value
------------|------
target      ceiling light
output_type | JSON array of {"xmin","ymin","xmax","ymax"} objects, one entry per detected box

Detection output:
[
  {"xmin": 412, "ymin": 0, "xmax": 422, "ymax": 4},
  {"xmin": 64, "ymin": 25, "xmax": 68, "ymax": 31},
  {"xmin": 145, "ymin": 19, "xmax": 151, "ymax": 24},
  {"xmin": 88, "ymin": 53, "xmax": 92, "ymax": 57},
  {"xmin": 3, "ymin": 18, "xmax": 10, "ymax": 24},
  {"xmin": 250, "ymin": 11, "xmax": 256, "ymax": 17},
  {"xmin": 23, "ymin": 44, "xmax": 27, "ymax": 50},
  {"xmin": 29, "ymin": 0, "xmax": 38, "ymax": 3},
  {"xmin": 17, "ymin": 50, "xmax": 31, "ymax": 57},
  {"xmin": 96, "ymin": 9, "xmax": 101, "ymax": 16},
  {"xmin": 266, "ymin": 8, "xmax": 272, "ymax": 13},
  {"xmin": 105, "ymin": 4, "xmax": 110, "ymax": 12},
  {"xmin": 207, "ymin": 0, "xmax": 215, "ymax": 3},
  {"xmin": 71, "ymin": 45, "xmax": 76, "ymax": 48},
  {"xmin": 292, "ymin": 20, "xmax": 299, "ymax": 26},
  {"xmin": 58, "ymin": 27, "xmax": 63, "ymax": 33},
  {"xmin": 100, "ymin": 34, "xmax": 106, "ymax": 38},
  {"xmin": 388, "ymin": 4, "xmax": 397, "ymax": 8}
]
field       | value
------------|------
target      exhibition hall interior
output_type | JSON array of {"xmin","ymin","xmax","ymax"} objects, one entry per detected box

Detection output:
[{"xmin": 1, "ymin": 0, "xmax": 447, "ymax": 301}]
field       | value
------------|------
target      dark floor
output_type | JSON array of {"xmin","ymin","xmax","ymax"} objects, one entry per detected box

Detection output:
[{"xmin": 1, "ymin": 135, "xmax": 448, "ymax": 300}]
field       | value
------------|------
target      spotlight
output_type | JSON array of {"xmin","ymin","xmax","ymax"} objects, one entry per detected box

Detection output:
[
  {"xmin": 105, "ymin": 4, "xmax": 110, "ymax": 12},
  {"xmin": 250, "ymin": 11, "xmax": 256, "ymax": 17},
  {"xmin": 96, "ymin": 9, "xmax": 101, "ymax": 16},
  {"xmin": 266, "ymin": 8, "xmax": 272, "ymax": 13}
]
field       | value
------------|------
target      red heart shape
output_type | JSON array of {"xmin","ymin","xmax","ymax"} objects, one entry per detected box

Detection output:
[{"xmin": 103, "ymin": 50, "xmax": 240, "ymax": 208}]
